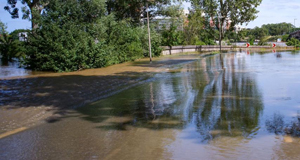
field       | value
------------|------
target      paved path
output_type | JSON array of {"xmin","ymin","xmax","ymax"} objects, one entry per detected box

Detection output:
[{"xmin": 0, "ymin": 54, "xmax": 199, "ymax": 136}]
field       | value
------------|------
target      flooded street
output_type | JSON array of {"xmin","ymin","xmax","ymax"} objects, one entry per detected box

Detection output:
[
  {"xmin": 1, "ymin": 51, "xmax": 300, "ymax": 159},
  {"xmin": 0, "ymin": 60, "xmax": 48, "ymax": 79}
]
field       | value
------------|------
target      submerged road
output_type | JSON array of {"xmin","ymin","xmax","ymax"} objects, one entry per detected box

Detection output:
[
  {"xmin": 0, "ymin": 54, "xmax": 199, "ymax": 137},
  {"xmin": 2, "ymin": 51, "xmax": 300, "ymax": 160}
]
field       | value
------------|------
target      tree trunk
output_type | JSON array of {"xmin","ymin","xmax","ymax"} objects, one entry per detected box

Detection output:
[
  {"xmin": 30, "ymin": 7, "xmax": 40, "ymax": 29},
  {"xmin": 30, "ymin": 0, "xmax": 46, "ymax": 30}
]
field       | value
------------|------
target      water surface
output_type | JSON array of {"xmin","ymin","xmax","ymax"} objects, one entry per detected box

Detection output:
[
  {"xmin": 0, "ymin": 59, "xmax": 48, "ymax": 78},
  {"xmin": 1, "ymin": 51, "xmax": 300, "ymax": 160}
]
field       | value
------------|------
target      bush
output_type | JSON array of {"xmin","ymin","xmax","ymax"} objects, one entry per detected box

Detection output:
[
  {"xmin": 282, "ymin": 34, "xmax": 289, "ymax": 42},
  {"xmin": 24, "ymin": 0, "xmax": 163, "ymax": 72},
  {"xmin": 147, "ymin": 27, "xmax": 162, "ymax": 57},
  {"xmin": 195, "ymin": 40, "xmax": 206, "ymax": 45},
  {"xmin": 268, "ymin": 36, "xmax": 280, "ymax": 42},
  {"xmin": 161, "ymin": 24, "xmax": 184, "ymax": 47},
  {"xmin": 258, "ymin": 36, "xmax": 270, "ymax": 46},
  {"xmin": 201, "ymin": 38, "xmax": 216, "ymax": 45},
  {"xmin": 286, "ymin": 38, "xmax": 300, "ymax": 46},
  {"xmin": 248, "ymin": 35, "xmax": 255, "ymax": 45}
]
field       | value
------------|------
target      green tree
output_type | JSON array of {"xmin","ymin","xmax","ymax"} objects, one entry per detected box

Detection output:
[
  {"xmin": 161, "ymin": 24, "xmax": 184, "ymax": 47},
  {"xmin": 191, "ymin": 0, "xmax": 262, "ymax": 51},
  {"xmin": 160, "ymin": 4, "xmax": 185, "ymax": 47},
  {"xmin": 286, "ymin": 38, "xmax": 300, "ymax": 47},
  {"xmin": 106, "ymin": 0, "xmax": 172, "ymax": 24},
  {"xmin": 261, "ymin": 23, "xmax": 294, "ymax": 36},
  {"xmin": 282, "ymin": 34, "xmax": 289, "ymax": 42},
  {"xmin": 0, "ymin": 22, "xmax": 27, "ymax": 61},
  {"xmin": 189, "ymin": 0, "xmax": 218, "ymax": 45},
  {"xmin": 9, "ymin": 29, "xmax": 30, "ymax": 40},
  {"xmin": 183, "ymin": 7, "xmax": 205, "ymax": 44},
  {"xmin": 4, "ymin": 0, "xmax": 49, "ymax": 29},
  {"xmin": 0, "ymin": 21, "xmax": 14, "ymax": 61},
  {"xmin": 237, "ymin": 29, "xmax": 248, "ymax": 41},
  {"xmin": 249, "ymin": 27, "xmax": 268, "ymax": 40},
  {"xmin": 257, "ymin": 36, "xmax": 271, "ymax": 46},
  {"xmin": 24, "ymin": 0, "xmax": 110, "ymax": 71},
  {"xmin": 24, "ymin": 0, "xmax": 162, "ymax": 72},
  {"xmin": 248, "ymin": 35, "xmax": 255, "ymax": 45}
]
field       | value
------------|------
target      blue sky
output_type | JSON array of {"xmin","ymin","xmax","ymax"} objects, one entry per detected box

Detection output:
[
  {"xmin": 245, "ymin": 0, "xmax": 300, "ymax": 28},
  {"xmin": 0, "ymin": 0, "xmax": 31, "ymax": 32},
  {"xmin": 1, "ymin": 0, "xmax": 300, "ymax": 32}
]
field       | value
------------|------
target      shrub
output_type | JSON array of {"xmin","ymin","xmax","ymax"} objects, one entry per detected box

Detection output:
[
  {"xmin": 282, "ymin": 34, "xmax": 289, "ymax": 42},
  {"xmin": 286, "ymin": 38, "xmax": 300, "ymax": 46},
  {"xmin": 24, "ymin": 0, "xmax": 163, "ymax": 72},
  {"xmin": 195, "ymin": 40, "xmax": 206, "ymax": 45},
  {"xmin": 248, "ymin": 35, "xmax": 255, "ymax": 45}
]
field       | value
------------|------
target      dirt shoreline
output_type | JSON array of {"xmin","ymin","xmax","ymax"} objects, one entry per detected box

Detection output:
[{"xmin": 0, "ymin": 53, "xmax": 202, "ymax": 134}]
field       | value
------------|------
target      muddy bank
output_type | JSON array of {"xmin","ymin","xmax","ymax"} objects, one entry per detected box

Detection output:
[{"xmin": 0, "ymin": 54, "xmax": 201, "ymax": 134}]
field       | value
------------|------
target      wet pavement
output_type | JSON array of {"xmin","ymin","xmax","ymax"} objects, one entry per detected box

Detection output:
[
  {"xmin": 1, "ymin": 51, "xmax": 300, "ymax": 159},
  {"xmin": 0, "ymin": 55, "xmax": 198, "ymax": 133}
]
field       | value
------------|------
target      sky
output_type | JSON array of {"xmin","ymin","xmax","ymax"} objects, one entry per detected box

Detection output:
[
  {"xmin": 1, "ymin": 0, "xmax": 300, "ymax": 32},
  {"xmin": 0, "ymin": 0, "xmax": 31, "ymax": 32}
]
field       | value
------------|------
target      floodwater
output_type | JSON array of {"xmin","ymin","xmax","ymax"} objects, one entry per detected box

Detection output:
[
  {"xmin": 1, "ymin": 51, "xmax": 300, "ymax": 160},
  {"xmin": 0, "ymin": 59, "xmax": 48, "ymax": 78}
]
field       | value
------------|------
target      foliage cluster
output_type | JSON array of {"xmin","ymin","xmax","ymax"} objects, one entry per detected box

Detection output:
[
  {"xmin": 0, "ymin": 21, "xmax": 27, "ymax": 62},
  {"xmin": 3, "ymin": 0, "xmax": 265, "ymax": 72},
  {"xmin": 3, "ymin": 0, "xmax": 168, "ymax": 72},
  {"xmin": 261, "ymin": 23, "xmax": 294, "ymax": 36},
  {"xmin": 282, "ymin": 34, "xmax": 289, "ymax": 42},
  {"xmin": 257, "ymin": 36, "xmax": 270, "ymax": 46},
  {"xmin": 286, "ymin": 38, "xmax": 300, "ymax": 47},
  {"xmin": 244, "ymin": 23, "xmax": 300, "ymax": 43},
  {"xmin": 22, "ymin": 0, "xmax": 162, "ymax": 72},
  {"xmin": 191, "ymin": 0, "xmax": 262, "ymax": 50},
  {"xmin": 159, "ymin": 4, "xmax": 185, "ymax": 46}
]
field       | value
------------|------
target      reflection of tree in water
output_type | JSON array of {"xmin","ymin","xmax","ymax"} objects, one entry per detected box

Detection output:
[
  {"xmin": 133, "ymin": 68, "xmax": 201, "ymax": 129},
  {"xmin": 193, "ymin": 54, "xmax": 264, "ymax": 141},
  {"xmin": 266, "ymin": 112, "xmax": 300, "ymax": 160},
  {"xmin": 266, "ymin": 112, "xmax": 300, "ymax": 137},
  {"xmin": 77, "ymin": 70, "xmax": 201, "ymax": 130},
  {"xmin": 78, "ymin": 53, "xmax": 264, "ymax": 139},
  {"xmin": 265, "ymin": 113, "xmax": 285, "ymax": 134},
  {"xmin": 131, "ymin": 53, "xmax": 264, "ymax": 140}
]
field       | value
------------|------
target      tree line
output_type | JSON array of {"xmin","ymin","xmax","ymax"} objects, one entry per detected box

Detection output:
[
  {"xmin": 237, "ymin": 23, "xmax": 300, "ymax": 46},
  {"xmin": 1, "ymin": 0, "xmax": 262, "ymax": 72}
]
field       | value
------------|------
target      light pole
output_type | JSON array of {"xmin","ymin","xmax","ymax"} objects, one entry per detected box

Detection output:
[
  {"xmin": 217, "ymin": 13, "xmax": 225, "ymax": 69},
  {"xmin": 146, "ymin": 1, "xmax": 152, "ymax": 62}
]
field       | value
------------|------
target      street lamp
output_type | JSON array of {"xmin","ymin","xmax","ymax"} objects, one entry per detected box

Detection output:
[{"xmin": 146, "ymin": 1, "xmax": 152, "ymax": 62}]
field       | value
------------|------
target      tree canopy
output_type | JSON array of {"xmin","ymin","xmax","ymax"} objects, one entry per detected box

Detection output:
[
  {"xmin": 4, "ymin": 0, "xmax": 50, "ymax": 29},
  {"xmin": 190, "ymin": 0, "xmax": 262, "ymax": 49},
  {"xmin": 106, "ymin": 0, "xmax": 172, "ymax": 24},
  {"xmin": 261, "ymin": 23, "xmax": 294, "ymax": 35},
  {"xmin": 23, "ymin": 0, "xmax": 162, "ymax": 72},
  {"xmin": 0, "ymin": 20, "xmax": 25, "ymax": 61}
]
